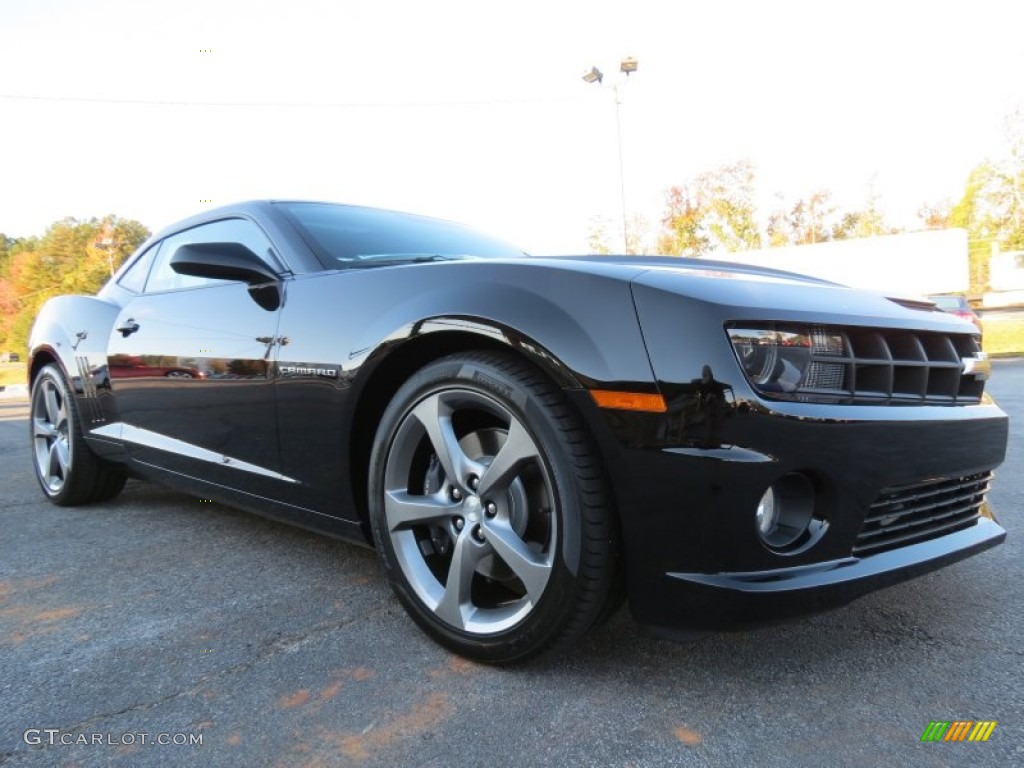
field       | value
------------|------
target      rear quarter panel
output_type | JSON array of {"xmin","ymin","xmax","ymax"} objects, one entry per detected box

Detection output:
[{"xmin": 29, "ymin": 296, "xmax": 125, "ymax": 453}]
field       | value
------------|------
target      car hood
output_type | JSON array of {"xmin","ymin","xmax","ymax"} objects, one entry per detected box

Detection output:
[
  {"xmin": 538, "ymin": 254, "xmax": 839, "ymax": 286},
  {"xmin": 535, "ymin": 254, "xmax": 972, "ymax": 334}
]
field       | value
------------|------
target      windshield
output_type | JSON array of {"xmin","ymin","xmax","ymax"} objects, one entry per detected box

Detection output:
[{"xmin": 275, "ymin": 202, "xmax": 527, "ymax": 267}]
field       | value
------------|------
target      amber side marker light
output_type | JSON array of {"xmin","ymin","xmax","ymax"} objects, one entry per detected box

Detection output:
[{"xmin": 589, "ymin": 390, "xmax": 667, "ymax": 413}]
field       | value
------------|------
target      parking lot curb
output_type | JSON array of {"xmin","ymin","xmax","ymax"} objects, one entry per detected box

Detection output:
[{"xmin": 0, "ymin": 384, "xmax": 29, "ymax": 400}]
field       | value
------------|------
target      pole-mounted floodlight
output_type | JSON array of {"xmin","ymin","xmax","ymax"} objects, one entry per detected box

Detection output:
[{"xmin": 581, "ymin": 57, "xmax": 639, "ymax": 253}]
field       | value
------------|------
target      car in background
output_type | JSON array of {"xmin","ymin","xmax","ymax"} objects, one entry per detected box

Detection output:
[
  {"xmin": 930, "ymin": 294, "xmax": 983, "ymax": 334},
  {"xmin": 107, "ymin": 354, "xmax": 205, "ymax": 379},
  {"xmin": 1, "ymin": 352, "xmax": 20, "ymax": 363},
  {"xmin": 25, "ymin": 200, "xmax": 1008, "ymax": 663}
]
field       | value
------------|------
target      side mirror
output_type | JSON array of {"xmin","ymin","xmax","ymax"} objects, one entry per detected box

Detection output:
[
  {"xmin": 171, "ymin": 243, "xmax": 282, "ymax": 311},
  {"xmin": 170, "ymin": 242, "xmax": 279, "ymax": 286}
]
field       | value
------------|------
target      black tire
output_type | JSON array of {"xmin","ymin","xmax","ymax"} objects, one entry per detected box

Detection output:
[
  {"xmin": 30, "ymin": 363, "xmax": 127, "ymax": 506},
  {"xmin": 368, "ymin": 351, "xmax": 619, "ymax": 663}
]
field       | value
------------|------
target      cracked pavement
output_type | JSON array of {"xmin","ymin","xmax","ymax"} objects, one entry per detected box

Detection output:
[{"xmin": 1, "ymin": 362, "xmax": 1022, "ymax": 767}]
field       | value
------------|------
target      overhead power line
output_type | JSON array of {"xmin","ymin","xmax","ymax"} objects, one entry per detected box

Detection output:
[{"xmin": 0, "ymin": 93, "xmax": 576, "ymax": 109}]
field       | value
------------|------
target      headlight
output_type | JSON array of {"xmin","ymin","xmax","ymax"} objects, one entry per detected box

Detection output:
[{"xmin": 728, "ymin": 325, "xmax": 846, "ymax": 394}]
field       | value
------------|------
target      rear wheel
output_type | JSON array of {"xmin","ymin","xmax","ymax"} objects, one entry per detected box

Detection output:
[
  {"xmin": 30, "ymin": 364, "xmax": 126, "ymax": 506},
  {"xmin": 369, "ymin": 352, "xmax": 619, "ymax": 663}
]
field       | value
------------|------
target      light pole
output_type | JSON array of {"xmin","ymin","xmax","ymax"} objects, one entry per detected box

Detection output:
[{"xmin": 583, "ymin": 57, "xmax": 638, "ymax": 253}]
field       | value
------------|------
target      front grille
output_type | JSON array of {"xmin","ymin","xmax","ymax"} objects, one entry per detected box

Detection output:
[
  {"xmin": 853, "ymin": 472, "xmax": 991, "ymax": 556},
  {"xmin": 815, "ymin": 328, "xmax": 985, "ymax": 405}
]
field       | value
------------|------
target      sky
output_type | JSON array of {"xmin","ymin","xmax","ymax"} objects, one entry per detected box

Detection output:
[{"xmin": 1, "ymin": 0, "xmax": 1022, "ymax": 254}]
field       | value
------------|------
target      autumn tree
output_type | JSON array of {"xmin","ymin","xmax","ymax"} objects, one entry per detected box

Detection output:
[
  {"xmin": 658, "ymin": 160, "xmax": 761, "ymax": 256},
  {"xmin": 830, "ymin": 184, "xmax": 898, "ymax": 240},
  {"xmin": 766, "ymin": 184, "xmax": 900, "ymax": 246},
  {"xmin": 0, "ymin": 235, "xmax": 18, "ymax": 328},
  {"xmin": 658, "ymin": 183, "xmax": 710, "ymax": 256},
  {"xmin": 0, "ymin": 216, "xmax": 149, "ymax": 352},
  {"xmin": 765, "ymin": 189, "xmax": 837, "ymax": 246},
  {"xmin": 917, "ymin": 200, "xmax": 953, "ymax": 230}
]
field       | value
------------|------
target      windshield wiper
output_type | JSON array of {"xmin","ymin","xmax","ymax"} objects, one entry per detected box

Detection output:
[{"xmin": 344, "ymin": 254, "xmax": 470, "ymax": 268}]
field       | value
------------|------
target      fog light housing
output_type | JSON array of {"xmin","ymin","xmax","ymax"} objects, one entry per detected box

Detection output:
[{"xmin": 755, "ymin": 473, "xmax": 825, "ymax": 552}]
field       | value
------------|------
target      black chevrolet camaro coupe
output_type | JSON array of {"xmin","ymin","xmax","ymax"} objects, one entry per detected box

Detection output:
[{"xmin": 28, "ymin": 200, "xmax": 1007, "ymax": 662}]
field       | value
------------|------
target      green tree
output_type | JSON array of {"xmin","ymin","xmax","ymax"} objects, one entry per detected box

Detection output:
[
  {"xmin": 951, "ymin": 163, "xmax": 1006, "ymax": 293},
  {"xmin": 1002, "ymin": 107, "xmax": 1024, "ymax": 249},
  {"xmin": 950, "ymin": 110, "xmax": 1024, "ymax": 292},
  {"xmin": 701, "ymin": 160, "xmax": 761, "ymax": 252},
  {"xmin": 764, "ymin": 194, "xmax": 791, "ymax": 247},
  {"xmin": 0, "ymin": 234, "xmax": 16, "ymax": 267},
  {"xmin": 585, "ymin": 216, "xmax": 614, "ymax": 255},
  {"xmin": 624, "ymin": 213, "xmax": 652, "ymax": 256}
]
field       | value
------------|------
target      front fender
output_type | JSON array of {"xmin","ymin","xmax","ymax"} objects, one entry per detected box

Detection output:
[
  {"xmin": 272, "ymin": 262, "xmax": 661, "ymax": 525},
  {"xmin": 340, "ymin": 262, "xmax": 658, "ymax": 389}
]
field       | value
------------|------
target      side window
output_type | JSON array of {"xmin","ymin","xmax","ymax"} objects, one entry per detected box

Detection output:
[
  {"xmin": 116, "ymin": 243, "xmax": 161, "ymax": 294},
  {"xmin": 144, "ymin": 219, "xmax": 278, "ymax": 293}
]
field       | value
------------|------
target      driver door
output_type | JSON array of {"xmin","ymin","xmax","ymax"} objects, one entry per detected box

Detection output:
[{"xmin": 106, "ymin": 218, "xmax": 287, "ymax": 494}]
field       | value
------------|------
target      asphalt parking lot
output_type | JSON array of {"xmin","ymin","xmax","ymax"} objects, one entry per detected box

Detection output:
[{"xmin": 2, "ymin": 362, "xmax": 1022, "ymax": 767}]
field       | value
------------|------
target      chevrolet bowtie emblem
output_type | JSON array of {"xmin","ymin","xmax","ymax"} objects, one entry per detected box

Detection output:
[{"xmin": 961, "ymin": 352, "xmax": 991, "ymax": 381}]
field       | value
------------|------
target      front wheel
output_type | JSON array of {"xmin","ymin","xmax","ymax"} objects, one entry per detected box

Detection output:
[
  {"xmin": 30, "ymin": 363, "xmax": 126, "ymax": 506},
  {"xmin": 368, "ymin": 352, "xmax": 619, "ymax": 663}
]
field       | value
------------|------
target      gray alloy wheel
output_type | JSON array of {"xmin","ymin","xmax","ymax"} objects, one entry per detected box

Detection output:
[
  {"xmin": 369, "ymin": 351, "xmax": 619, "ymax": 663},
  {"xmin": 383, "ymin": 388, "xmax": 557, "ymax": 634},
  {"xmin": 30, "ymin": 364, "xmax": 126, "ymax": 506}
]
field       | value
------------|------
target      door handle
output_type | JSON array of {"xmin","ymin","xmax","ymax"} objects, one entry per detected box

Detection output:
[{"xmin": 116, "ymin": 319, "xmax": 140, "ymax": 337}]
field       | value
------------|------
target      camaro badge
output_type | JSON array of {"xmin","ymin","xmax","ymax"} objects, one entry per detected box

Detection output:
[{"xmin": 277, "ymin": 364, "xmax": 339, "ymax": 379}]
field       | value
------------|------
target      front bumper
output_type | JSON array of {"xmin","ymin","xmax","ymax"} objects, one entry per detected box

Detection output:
[
  {"xmin": 644, "ymin": 515, "xmax": 1004, "ymax": 637},
  {"xmin": 567, "ymin": 388, "xmax": 1009, "ymax": 635}
]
